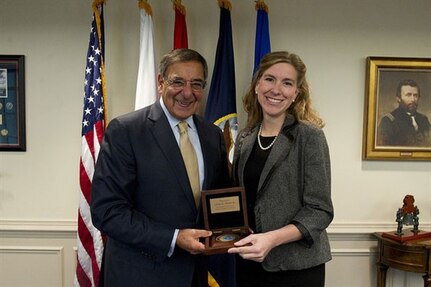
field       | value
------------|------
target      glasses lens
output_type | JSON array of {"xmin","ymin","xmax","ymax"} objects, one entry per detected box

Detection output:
[
  {"xmin": 166, "ymin": 78, "xmax": 205, "ymax": 91},
  {"xmin": 170, "ymin": 79, "xmax": 185, "ymax": 88},
  {"xmin": 190, "ymin": 81, "xmax": 204, "ymax": 90}
]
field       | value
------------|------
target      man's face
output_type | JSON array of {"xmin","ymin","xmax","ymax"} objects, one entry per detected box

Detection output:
[
  {"xmin": 158, "ymin": 61, "xmax": 205, "ymax": 121},
  {"xmin": 398, "ymin": 85, "xmax": 419, "ymax": 113}
]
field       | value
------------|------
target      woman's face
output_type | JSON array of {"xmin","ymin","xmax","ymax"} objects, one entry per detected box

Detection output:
[{"xmin": 255, "ymin": 62, "xmax": 299, "ymax": 120}]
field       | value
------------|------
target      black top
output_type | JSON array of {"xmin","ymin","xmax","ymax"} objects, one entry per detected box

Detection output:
[{"xmin": 243, "ymin": 135, "xmax": 275, "ymax": 231}]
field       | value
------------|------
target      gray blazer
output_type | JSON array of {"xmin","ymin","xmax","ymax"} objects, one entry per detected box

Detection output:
[{"xmin": 232, "ymin": 115, "xmax": 333, "ymax": 271}]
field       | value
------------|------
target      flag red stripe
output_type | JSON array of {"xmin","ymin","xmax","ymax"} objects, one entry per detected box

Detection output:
[
  {"xmin": 84, "ymin": 130, "xmax": 96, "ymax": 163},
  {"xmin": 78, "ymin": 214, "xmax": 100, "ymax": 286},
  {"xmin": 173, "ymin": 8, "xmax": 188, "ymax": 49},
  {"xmin": 80, "ymin": 160, "xmax": 93, "ymax": 205},
  {"xmin": 94, "ymin": 121, "xmax": 104, "ymax": 145},
  {"xmin": 75, "ymin": 257, "xmax": 92, "ymax": 287}
]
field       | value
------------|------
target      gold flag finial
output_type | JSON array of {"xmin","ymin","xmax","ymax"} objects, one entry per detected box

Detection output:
[
  {"xmin": 173, "ymin": 0, "xmax": 186, "ymax": 16},
  {"xmin": 217, "ymin": 0, "xmax": 232, "ymax": 11},
  {"xmin": 255, "ymin": 0, "xmax": 268, "ymax": 13},
  {"xmin": 138, "ymin": 0, "xmax": 153, "ymax": 16},
  {"xmin": 92, "ymin": 0, "xmax": 105, "ymax": 11}
]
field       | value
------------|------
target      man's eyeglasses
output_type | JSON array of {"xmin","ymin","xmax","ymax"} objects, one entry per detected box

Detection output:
[{"xmin": 164, "ymin": 77, "xmax": 206, "ymax": 92}]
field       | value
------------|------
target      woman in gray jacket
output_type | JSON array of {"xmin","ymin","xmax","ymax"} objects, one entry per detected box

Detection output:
[{"xmin": 228, "ymin": 51, "xmax": 334, "ymax": 287}]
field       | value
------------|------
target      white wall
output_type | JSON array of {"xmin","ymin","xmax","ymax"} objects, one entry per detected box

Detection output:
[{"xmin": 1, "ymin": 0, "xmax": 430, "ymax": 286}]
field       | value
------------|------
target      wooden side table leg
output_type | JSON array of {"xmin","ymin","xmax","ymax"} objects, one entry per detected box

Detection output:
[
  {"xmin": 377, "ymin": 263, "xmax": 388, "ymax": 287},
  {"xmin": 423, "ymin": 273, "xmax": 431, "ymax": 287}
]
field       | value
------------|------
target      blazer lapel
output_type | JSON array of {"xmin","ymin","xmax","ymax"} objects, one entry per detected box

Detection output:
[
  {"xmin": 236, "ymin": 127, "xmax": 258, "ymax": 187},
  {"xmin": 258, "ymin": 135, "xmax": 291, "ymax": 192},
  {"xmin": 258, "ymin": 116, "xmax": 298, "ymax": 192},
  {"xmin": 236, "ymin": 116, "xmax": 298, "ymax": 193}
]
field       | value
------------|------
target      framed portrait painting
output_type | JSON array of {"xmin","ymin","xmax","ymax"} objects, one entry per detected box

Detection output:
[
  {"xmin": 0, "ymin": 55, "xmax": 26, "ymax": 151},
  {"xmin": 362, "ymin": 57, "xmax": 431, "ymax": 160}
]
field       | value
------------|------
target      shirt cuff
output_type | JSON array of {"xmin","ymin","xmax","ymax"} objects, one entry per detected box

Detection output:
[{"xmin": 168, "ymin": 229, "xmax": 179, "ymax": 257}]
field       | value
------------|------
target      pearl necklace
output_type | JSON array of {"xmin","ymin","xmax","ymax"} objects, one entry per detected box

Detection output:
[{"xmin": 257, "ymin": 124, "xmax": 278, "ymax": 151}]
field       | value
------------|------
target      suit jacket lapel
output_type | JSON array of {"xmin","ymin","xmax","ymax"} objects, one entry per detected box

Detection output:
[
  {"xmin": 194, "ymin": 116, "xmax": 209, "ymax": 189},
  {"xmin": 148, "ymin": 102, "xmax": 197, "ymax": 210}
]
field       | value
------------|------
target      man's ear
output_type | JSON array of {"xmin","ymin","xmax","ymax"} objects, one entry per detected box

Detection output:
[
  {"xmin": 157, "ymin": 74, "xmax": 163, "ymax": 86},
  {"xmin": 157, "ymin": 74, "xmax": 164, "ymax": 93}
]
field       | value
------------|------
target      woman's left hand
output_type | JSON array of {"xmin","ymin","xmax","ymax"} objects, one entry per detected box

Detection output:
[
  {"xmin": 227, "ymin": 233, "xmax": 274, "ymax": 262},
  {"xmin": 227, "ymin": 224, "xmax": 303, "ymax": 262}
]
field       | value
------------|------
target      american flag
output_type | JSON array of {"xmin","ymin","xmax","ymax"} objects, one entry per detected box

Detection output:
[{"xmin": 74, "ymin": 1, "xmax": 106, "ymax": 286}]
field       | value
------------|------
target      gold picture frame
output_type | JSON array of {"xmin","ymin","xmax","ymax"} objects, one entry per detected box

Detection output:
[{"xmin": 362, "ymin": 57, "xmax": 431, "ymax": 160}]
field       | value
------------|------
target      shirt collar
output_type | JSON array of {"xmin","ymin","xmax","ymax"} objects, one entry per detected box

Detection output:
[{"xmin": 159, "ymin": 97, "xmax": 196, "ymax": 131}]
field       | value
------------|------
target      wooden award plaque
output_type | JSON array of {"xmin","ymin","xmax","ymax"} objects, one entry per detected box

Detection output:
[{"xmin": 201, "ymin": 187, "xmax": 250, "ymax": 255}]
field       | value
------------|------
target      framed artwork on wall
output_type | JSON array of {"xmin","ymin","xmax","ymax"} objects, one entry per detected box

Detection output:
[
  {"xmin": 362, "ymin": 57, "xmax": 431, "ymax": 160},
  {"xmin": 0, "ymin": 55, "xmax": 26, "ymax": 151}
]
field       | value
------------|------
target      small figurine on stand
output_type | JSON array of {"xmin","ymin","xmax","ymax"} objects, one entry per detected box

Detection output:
[
  {"xmin": 383, "ymin": 194, "xmax": 431, "ymax": 243},
  {"xmin": 395, "ymin": 195, "xmax": 419, "ymax": 235}
]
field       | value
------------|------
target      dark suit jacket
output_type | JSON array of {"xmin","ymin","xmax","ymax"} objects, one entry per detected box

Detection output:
[
  {"xmin": 91, "ymin": 101, "xmax": 231, "ymax": 287},
  {"xmin": 377, "ymin": 107, "xmax": 431, "ymax": 147},
  {"xmin": 233, "ymin": 115, "xmax": 333, "ymax": 271}
]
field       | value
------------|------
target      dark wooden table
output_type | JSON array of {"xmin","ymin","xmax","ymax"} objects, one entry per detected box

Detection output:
[{"xmin": 374, "ymin": 232, "xmax": 431, "ymax": 287}]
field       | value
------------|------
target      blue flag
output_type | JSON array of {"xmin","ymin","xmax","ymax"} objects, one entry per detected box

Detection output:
[
  {"xmin": 205, "ymin": 2, "xmax": 237, "ymax": 287},
  {"xmin": 205, "ymin": 1, "xmax": 237, "ymax": 165},
  {"xmin": 253, "ymin": 1, "xmax": 271, "ymax": 76}
]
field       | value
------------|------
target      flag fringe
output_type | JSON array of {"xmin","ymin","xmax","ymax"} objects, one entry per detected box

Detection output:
[
  {"xmin": 255, "ymin": 0, "xmax": 268, "ymax": 13},
  {"xmin": 100, "ymin": 61, "xmax": 108, "ymax": 126},
  {"xmin": 208, "ymin": 272, "xmax": 221, "ymax": 287},
  {"xmin": 92, "ymin": 0, "xmax": 108, "ymax": 125},
  {"xmin": 138, "ymin": 0, "xmax": 153, "ymax": 16},
  {"xmin": 173, "ymin": 0, "xmax": 186, "ymax": 16},
  {"xmin": 217, "ymin": 0, "xmax": 232, "ymax": 11}
]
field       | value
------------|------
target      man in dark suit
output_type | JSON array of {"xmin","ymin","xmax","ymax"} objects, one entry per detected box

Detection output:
[
  {"xmin": 91, "ymin": 49, "xmax": 231, "ymax": 287},
  {"xmin": 377, "ymin": 79, "xmax": 431, "ymax": 147}
]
